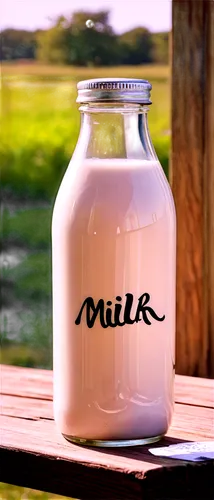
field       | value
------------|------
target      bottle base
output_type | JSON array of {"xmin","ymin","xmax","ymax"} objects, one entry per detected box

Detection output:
[{"xmin": 62, "ymin": 433, "xmax": 163, "ymax": 448}]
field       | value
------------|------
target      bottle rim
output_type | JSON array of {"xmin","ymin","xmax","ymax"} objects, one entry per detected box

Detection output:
[{"xmin": 76, "ymin": 78, "xmax": 152, "ymax": 105}]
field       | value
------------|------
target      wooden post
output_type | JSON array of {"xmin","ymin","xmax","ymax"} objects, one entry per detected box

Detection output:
[
  {"xmin": 171, "ymin": 0, "xmax": 214, "ymax": 377},
  {"xmin": 205, "ymin": 2, "xmax": 214, "ymax": 378}
]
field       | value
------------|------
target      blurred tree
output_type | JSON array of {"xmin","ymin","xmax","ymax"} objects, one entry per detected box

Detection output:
[
  {"xmin": 36, "ymin": 17, "xmax": 70, "ymax": 64},
  {"xmin": 151, "ymin": 32, "xmax": 169, "ymax": 64},
  {"xmin": 119, "ymin": 27, "xmax": 153, "ymax": 64},
  {"xmin": 0, "ymin": 12, "xmax": 169, "ymax": 66},
  {"xmin": 71, "ymin": 10, "xmax": 113, "ymax": 33},
  {"xmin": 37, "ymin": 10, "xmax": 120, "ymax": 66},
  {"xmin": 0, "ymin": 29, "xmax": 36, "ymax": 60}
]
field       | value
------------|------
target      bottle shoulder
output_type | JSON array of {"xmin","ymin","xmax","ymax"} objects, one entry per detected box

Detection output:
[{"xmin": 52, "ymin": 159, "xmax": 175, "ymax": 234}]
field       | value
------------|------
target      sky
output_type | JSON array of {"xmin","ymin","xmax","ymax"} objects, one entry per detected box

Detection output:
[{"xmin": 1, "ymin": 0, "xmax": 172, "ymax": 33}]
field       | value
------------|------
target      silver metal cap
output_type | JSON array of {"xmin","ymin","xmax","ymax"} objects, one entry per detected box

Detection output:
[{"xmin": 76, "ymin": 78, "xmax": 152, "ymax": 104}]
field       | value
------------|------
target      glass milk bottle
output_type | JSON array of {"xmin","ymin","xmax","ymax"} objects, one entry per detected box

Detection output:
[{"xmin": 52, "ymin": 78, "xmax": 176, "ymax": 447}]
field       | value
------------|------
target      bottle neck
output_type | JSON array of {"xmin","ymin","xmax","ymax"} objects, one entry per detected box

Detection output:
[{"xmin": 73, "ymin": 103, "xmax": 157, "ymax": 162}]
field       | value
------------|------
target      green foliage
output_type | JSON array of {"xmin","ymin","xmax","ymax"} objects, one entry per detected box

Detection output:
[
  {"xmin": 37, "ymin": 21, "xmax": 70, "ymax": 64},
  {"xmin": 119, "ymin": 27, "xmax": 153, "ymax": 64},
  {"xmin": 1, "ymin": 344, "xmax": 51, "ymax": 368},
  {"xmin": 0, "ymin": 28, "xmax": 37, "ymax": 60},
  {"xmin": 0, "ymin": 63, "xmax": 170, "ymax": 372},
  {"xmin": 69, "ymin": 27, "xmax": 119, "ymax": 67},
  {"xmin": 37, "ymin": 11, "xmax": 120, "ymax": 66},
  {"xmin": 2, "ymin": 209, "xmax": 51, "ymax": 345},
  {"xmin": 1, "ymin": 10, "xmax": 169, "ymax": 66},
  {"xmin": 71, "ymin": 10, "xmax": 112, "ymax": 31},
  {"xmin": 0, "ymin": 483, "xmax": 72, "ymax": 499},
  {"xmin": 151, "ymin": 32, "xmax": 169, "ymax": 64}
]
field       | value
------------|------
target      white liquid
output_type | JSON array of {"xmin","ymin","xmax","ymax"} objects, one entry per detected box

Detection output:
[{"xmin": 52, "ymin": 159, "xmax": 176, "ymax": 441}]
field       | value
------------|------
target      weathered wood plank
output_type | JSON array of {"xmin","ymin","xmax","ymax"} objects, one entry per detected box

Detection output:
[
  {"xmin": 1, "ymin": 395, "xmax": 214, "ymax": 440},
  {"xmin": 0, "ymin": 415, "xmax": 161, "ymax": 473},
  {"xmin": 175, "ymin": 374, "xmax": 214, "ymax": 409},
  {"xmin": 171, "ymin": 0, "xmax": 214, "ymax": 377},
  {"xmin": 2, "ymin": 393, "xmax": 214, "ymax": 441},
  {"xmin": 1, "ymin": 365, "xmax": 214, "ymax": 408},
  {"xmin": 1, "ymin": 447, "xmax": 213, "ymax": 500},
  {"xmin": 1, "ymin": 413, "xmax": 214, "ymax": 499},
  {"xmin": 1, "ymin": 364, "xmax": 53, "ymax": 400},
  {"xmin": 0, "ymin": 447, "xmax": 143, "ymax": 500},
  {"xmin": 0, "ymin": 366, "xmax": 214, "ymax": 499}
]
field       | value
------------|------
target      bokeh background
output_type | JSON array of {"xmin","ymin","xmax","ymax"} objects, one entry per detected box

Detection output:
[
  {"xmin": 1, "ymin": 0, "xmax": 172, "ymax": 371},
  {"xmin": 1, "ymin": 1, "xmax": 171, "ymax": 497}
]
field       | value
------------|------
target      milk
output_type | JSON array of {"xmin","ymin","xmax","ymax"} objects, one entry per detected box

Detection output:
[{"xmin": 52, "ymin": 159, "xmax": 176, "ymax": 443}]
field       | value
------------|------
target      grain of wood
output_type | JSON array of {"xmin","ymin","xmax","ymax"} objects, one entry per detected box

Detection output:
[
  {"xmin": 1, "ymin": 395, "xmax": 213, "ymax": 439},
  {"xmin": 175, "ymin": 374, "xmax": 214, "ymax": 408},
  {"xmin": 171, "ymin": 0, "xmax": 214, "ymax": 377},
  {"xmin": 0, "ymin": 365, "xmax": 214, "ymax": 499},
  {"xmin": 1, "ymin": 447, "xmax": 213, "ymax": 500},
  {"xmin": 2, "ymin": 365, "xmax": 214, "ymax": 408},
  {"xmin": 1, "ymin": 364, "xmax": 53, "ymax": 400},
  {"xmin": 1, "ymin": 413, "xmax": 214, "ymax": 499},
  {"xmin": 204, "ymin": 1, "xmax": 214, "ymax": 377}
]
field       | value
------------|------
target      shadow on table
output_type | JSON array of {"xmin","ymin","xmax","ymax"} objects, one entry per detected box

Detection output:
[{"xmin": 72, "ymin": 436, "xmax": 193, "ymax": 465}]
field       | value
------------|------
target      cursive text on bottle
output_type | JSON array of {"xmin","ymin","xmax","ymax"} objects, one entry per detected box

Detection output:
[{"xmin": 75, "ymin": 293, "xmax": 165, "ymax": 329}]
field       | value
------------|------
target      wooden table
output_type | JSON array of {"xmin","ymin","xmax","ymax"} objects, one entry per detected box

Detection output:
[{"xmin": 1, "ymin": 365, "xmax": 214, "ymax": 499}]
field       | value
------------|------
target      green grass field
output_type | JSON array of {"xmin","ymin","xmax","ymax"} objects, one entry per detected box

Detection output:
[
  {"xmin": 1, "ymin": 62, "xmax": 171, "ymax": 367},
  {"xmin": 1, "ymin": 64, "xmax": 170, "ymax": 157},
  {"xmin": 1, "ymin": 62, "xmax": 170, "ymax": 499},
  {"xmin": 0, "ymin": 483, "xmax": 72, "ymax": 500}
]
